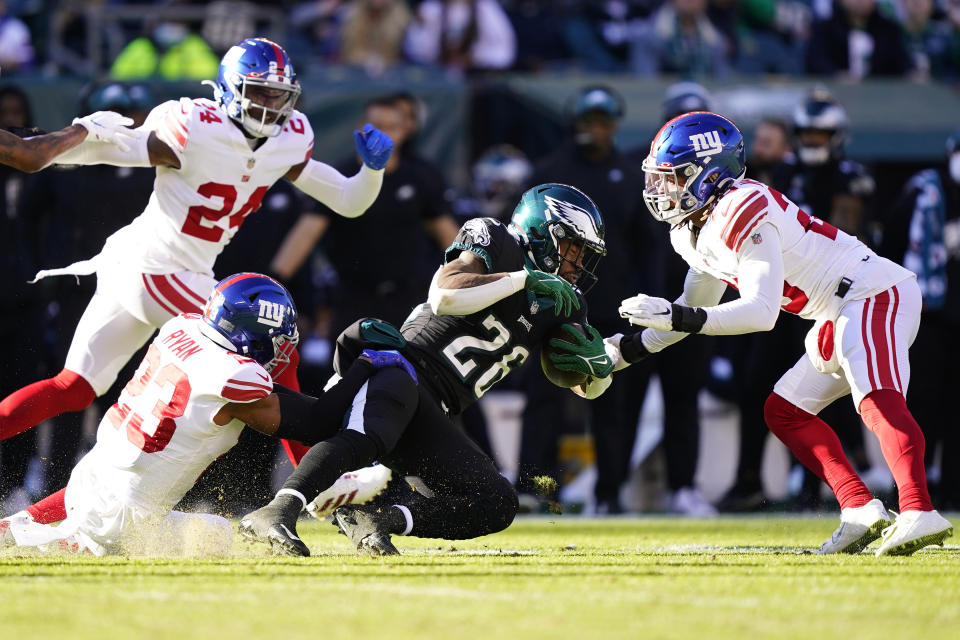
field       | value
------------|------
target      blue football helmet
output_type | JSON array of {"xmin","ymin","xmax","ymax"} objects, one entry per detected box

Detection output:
[
  {"xmin": 204, "ymin": 37, "xmax": 301, "ymax": 138},
  {"xmin": 642, "ymin": 111, "xmax": 746, "ymax": 225},
  {"xmin": 201, "ymin": 273, "xmax": 299, "ymax": 374}
]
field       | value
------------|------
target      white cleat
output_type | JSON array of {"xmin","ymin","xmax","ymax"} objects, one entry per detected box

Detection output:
[
  {"xmin": 874, "ymin": 509, "xmax": 953, "ymax": 557},
  {"xmin": 0, "ymin": 511, "xmax": 33, "ymax": 548},
  {"xmin": 306, "ymin": 465, "xmax": 393, "ymax": 519},
  {"xmin": 817, "ymin": 499, "xmax": 893, "ymax": 554},
  {"xmin": 670, "ymin": 487, "xmax": 718, "ymax": 517}
]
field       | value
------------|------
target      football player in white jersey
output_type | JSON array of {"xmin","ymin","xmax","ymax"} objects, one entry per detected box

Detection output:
[
  {"xmin": 0, "ymin": 38, "xmax": 392, "ymax": 476},
  {"xmin": 0, "ymin": 273, "xmax": 413, "ymax": 555},
  {"xmin": 610, "ymin": 111, "xmax": 952, "ymax": 556}
]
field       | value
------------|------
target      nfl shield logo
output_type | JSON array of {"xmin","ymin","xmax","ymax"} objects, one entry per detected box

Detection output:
[
  {"xmin": 751, "ymin": 232, "xmax": 763, "ymax": 245},
  {"xmin": 247, "ymin": 158, "xmax": 256, "ymax": 169}
]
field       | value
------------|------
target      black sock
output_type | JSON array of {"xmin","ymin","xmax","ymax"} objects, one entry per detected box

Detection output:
[
  {"xmin": 281, "ymin": 429, "xmax": 378, "ymax": 501},
  {"xmin": 269, "ymin": 493, "xmax": 306, "ymax": 524}
]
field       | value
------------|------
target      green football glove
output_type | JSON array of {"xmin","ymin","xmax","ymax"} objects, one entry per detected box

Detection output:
[
  {"xmin": 525, "ymin": 266, "xmax": 581, "ymax": 317},
  {"xmin": 547, "ymin": 323, "xmax": 615, "ymax": 378}
]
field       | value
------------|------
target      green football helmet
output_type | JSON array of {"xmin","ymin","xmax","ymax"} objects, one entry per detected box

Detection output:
[{"xmin": 509, "ymin": 183, "xmax": 606, "ymax": 293}]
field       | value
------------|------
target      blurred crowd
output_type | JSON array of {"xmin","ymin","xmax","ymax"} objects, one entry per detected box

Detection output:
[
  {"xmin": 0, "ymin": 75, "xmax": 957, "ymax": 520},
  {"xmin": 0, "ymin": 0, "xmax": 957, "ymax": 82}
]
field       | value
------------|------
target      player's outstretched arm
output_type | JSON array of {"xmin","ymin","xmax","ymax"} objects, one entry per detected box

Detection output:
[
  {"xmin": 216, "ymin": 351, "xmax": 417, "ymax": 443},
  {"xmin": 0, "ymin": 125, "xmax": 87, "ymax": 173},
  {"xmin": 429, "ymin": 251, "xmax": 579, "ymax": 317}
]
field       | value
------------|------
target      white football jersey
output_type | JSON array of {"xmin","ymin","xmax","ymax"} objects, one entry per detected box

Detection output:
[
  {"xmin": 86, "ymin": 313, "xmax": 272, "ymax": 514},
  {"xmin": 103, "ymin": 98, "xmax": 314, "ymax": 275},
  {"xmin": 670, "ymin": 178, "xmax": 912, "ymax": 321}
]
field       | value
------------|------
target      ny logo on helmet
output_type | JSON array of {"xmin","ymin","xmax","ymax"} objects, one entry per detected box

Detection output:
[
  {"xmin": 689, "ymin": 131, "xmax": 723, "ymax": 158},
  {"xmin": 257, "ymin": 300, "xmax": 290, "ymax": 328}
]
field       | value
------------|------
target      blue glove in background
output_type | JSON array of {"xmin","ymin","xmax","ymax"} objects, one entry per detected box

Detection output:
[
  {"xmin": 360, "ymin": 349, "xmax": 418, "ymax": 383},
  {"xmin": 353, "ymin": 123, "xmax": 394, "ymax": 170}
]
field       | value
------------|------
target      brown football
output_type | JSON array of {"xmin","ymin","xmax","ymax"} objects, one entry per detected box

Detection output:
[{"xmin": 540, "ymin": 323, "xmax": 589, "ymax": 388}]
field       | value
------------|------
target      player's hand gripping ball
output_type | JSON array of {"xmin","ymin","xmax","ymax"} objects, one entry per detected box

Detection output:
[{"xmin": 541, "ymin": 323, "xmax": 613, "ymax": 387}]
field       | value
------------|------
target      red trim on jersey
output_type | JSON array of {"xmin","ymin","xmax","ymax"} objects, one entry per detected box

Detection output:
[
  {"xmin": 221, "ymin": 386, "xmax": 270, "ymax": 402},
  {"xmin": 734, "ymin": 212, "xmax": 768, "ymax": 251},
  {"xmin": 215, "ymin": 273, "xmax": 261, "ymax": 293},
  {"xmin": 781, "ymin": 283, "xmax": 808, "ymax": 314},
  {"xmin": 303, "ymin": 142, "xmax": 314, "ymax": 163},
  {"xmin": 162, "ymin": 110, "xmax": 188, "ymax": 152},
  {"xmin": 170, "ymin": 274, "xmax": 206, "ymax": 305},
  {"xmin": 225, "ymin": 377, "xmax": 272, "ymax": 391},
  {"xmin": 142, "ymin": 274, "xmax": 178, "ymax": 317},
  {"xmin": 150, "ymin": 275, "xmax": 203, "ymax": 315},
  {"xmin": 723, "ymin": 194, "xmax": 768, "ymax": 250},
  {"xmin": 720, "ymin": 191, "xmax": 761, "ymax": 238}
]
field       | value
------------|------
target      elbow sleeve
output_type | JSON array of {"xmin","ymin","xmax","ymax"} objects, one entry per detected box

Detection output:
[
  {"xmin": 293, "ymin": 160, "xmax": 383, "ymax": 218},
  {"xmin": 428, "ymin": 271, "xmax": 527, "ymax": 316}
]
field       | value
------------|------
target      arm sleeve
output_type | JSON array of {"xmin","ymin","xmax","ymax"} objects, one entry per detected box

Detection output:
[
  {"xmin": 291, "ymin": 158, "xmax": 383, "ymax": 219},
  {"xmin": 427, "ymin": 268, "xmax": 527, "ymax": 316},
  {"xmin": 640, "ymin": 268, "xmax": 728, "ymax": 353},
  {"xmin": 48, "ymin": 126, "xmax": 151, "ymax": 168},
  {"xmin": 273, "ymin": 359, "xmax": 376, "ymax": 445},
  {"xmin": 698, "ymin": 222, "xmax": 784, "ymax": 335}
]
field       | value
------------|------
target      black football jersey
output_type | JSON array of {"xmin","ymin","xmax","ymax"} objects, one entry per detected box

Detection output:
[{"xmin": 401, "ymin": 217, "xmax": 587, "ymax": 415}]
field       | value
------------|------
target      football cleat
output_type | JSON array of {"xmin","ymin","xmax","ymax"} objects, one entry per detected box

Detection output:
[
  {"xmin": 874, "ymin": 510, "xmax": 953, "ymax": 557},
  {"xmin": 0, "ymin": 511, "xmax": 33, "ymax": 548},
  {"xmin": 816, "ymin": 499, "xmax": 893, "ymax": 554},
  {"xmin": 332, "ymin": 504, "xmax": 400, "ymax": 556},
  {"xmin": 238, "ymin": 502, "xmax": 310, "ymax": 557},
  {"xmin": 306, "ymin": 465, "xmax": 392, "ymax": 519}
]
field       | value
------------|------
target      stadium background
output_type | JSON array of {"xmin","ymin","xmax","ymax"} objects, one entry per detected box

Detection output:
[{"xmin": 1, "ymin": 0, "xmax": 959, "ymax": 518}]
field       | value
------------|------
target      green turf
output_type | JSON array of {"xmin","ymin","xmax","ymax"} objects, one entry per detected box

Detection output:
[{"xmin": 2, "ymin": 516, "xmax": 958, "ymax": 640}]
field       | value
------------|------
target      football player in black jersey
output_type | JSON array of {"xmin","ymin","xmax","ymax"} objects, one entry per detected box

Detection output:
[{"xmin": 239, "ymin": 183, "xmax": 615, "ymax": 556}]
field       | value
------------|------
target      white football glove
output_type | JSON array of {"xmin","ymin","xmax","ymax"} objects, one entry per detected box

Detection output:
[
  {"xmin": 72, "ymin": 111, "xmax": 136, "ymax": 152},
  {"xmin": 618, "ymin": 293, "xmax": 674, "ymax": 331},
  {"xmin": 602, "ymin": 333, "xmax": 631, "ymax": 372}
]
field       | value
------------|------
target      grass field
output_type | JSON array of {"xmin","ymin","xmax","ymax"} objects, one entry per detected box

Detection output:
[{"xmin": 2, "ymin": 515, "xmax": 958, "ymax": 640}]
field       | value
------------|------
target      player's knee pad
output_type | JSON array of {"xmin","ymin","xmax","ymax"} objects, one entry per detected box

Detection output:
[
  {"xmin": 52, "ymin": 369, "xmax": 98, "ymax": 408},
  {"xmin": 763, "ymin": 392, "xmax": 812, "ymax": 434},
  {"xmin": 348, "ymin": 368, "xmax": 419, "ymax": 457}
]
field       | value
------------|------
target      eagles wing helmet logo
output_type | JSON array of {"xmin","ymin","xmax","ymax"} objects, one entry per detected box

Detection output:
[
  {"xmin": 461, "ymin": 218, "xmax": 492, "ymax": 247},
  {"xmin": 542, "ymin": 195, "xmax": 602, "ymax": 246}
]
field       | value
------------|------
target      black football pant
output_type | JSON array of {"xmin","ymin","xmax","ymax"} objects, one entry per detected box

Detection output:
[{"xmin": 282, "ymin": 367, "xmax": 518, "ymax": 540}]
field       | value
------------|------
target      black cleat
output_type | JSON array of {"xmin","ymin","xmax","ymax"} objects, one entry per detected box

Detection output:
[
  {"xmin": 332, "ymin": 504, "xmax": 400, "ymax": 556},
  {"xmin": 239, "ymin": 503, "xmax": 310, "ymax": 557}
]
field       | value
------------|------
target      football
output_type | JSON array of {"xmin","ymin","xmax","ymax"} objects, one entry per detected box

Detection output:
[{"xmin": 540, "ymin": 323, "xmax": 589, "ymax": 388}]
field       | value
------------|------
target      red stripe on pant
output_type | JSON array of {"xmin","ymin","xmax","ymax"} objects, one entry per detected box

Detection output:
[
  {"xmin": 868, "ymin": 290, "xmax": 897, "ymax": 390},
  {"xmin": 270, "ymin": 349, "xmax": 310, "ymax": 465},
  {"xmin": 764, "ymin": 392, "xmax": 872, "ymax": 509}
]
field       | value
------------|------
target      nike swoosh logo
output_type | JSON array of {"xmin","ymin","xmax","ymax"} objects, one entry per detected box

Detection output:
[
  {"xmin": 257, "ymin": 372, "xmax": 270, "ymax": 382},
  {"xmin": 277, "ymin": 524, "xmax": 302, "ymax": 542}
]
